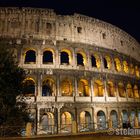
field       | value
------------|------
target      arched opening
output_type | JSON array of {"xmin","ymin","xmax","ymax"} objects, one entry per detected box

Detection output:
[
  {"xmin": 79, "ymin": 111, "xmax": 91, "ymax": 132},
  {"xmin": 133, "ymin": 85, "xmax": 139, "ymax": 98},
  {"xmin": 126, "ymin": 83, "xmax": 133, "ymax": 98},
  {"xmin": 138, "ymin": 111, "xmax": 140, "ymax": 126},
  {"xmin": 60, "ymin": 79, "xmax": 72, "ymax": 96},
  {"xmin": 107, "ymin": 81, "xmax": 115, "ymax": 97},
  {"xmin": 130, "ymin": 64, "xmax": 134, "ymax": 75},
  {"xmin": 118, "ymin": 82, "xmax": 125, "ymax": 97},
  {"xmin": 24, "ymin": 50, "xmax": 36, "ymax": 64},
  {"xmin": 42, "ymin": 78, "xmax": 54, "ymax": 96},
  {"xmin": 78, "ymin": 79, "xmax": 89, "ymax": 96},
  {"xmin": 135, "ymin": 66, "xmax": 140, "ymax": 78},
  {"xmin": 91, "ymin": 55, "xmax": 96, "ymax": 67},
  {"xmin": 97, "ymin": 111, "xmax": 106, "ymax": 130},
  {"xmin": 123, "ymin": 61, "xmax": 129, "ymax": 73},
  {"xmin": 130, "ymin": 111, "xmax": 136, "ymax": 128},
  {"xmin": 61, "ymin": 112, "xmax": 72, "ymax": 133},
  {"xmin": 110, "ymin": 110, "xmax": 118, "ymax": 128},
  {"xmin": 122, "ymin": 110, "xmax": 129, "ymax": 128},
  {"xmin": 103, "ymin": 56, "xmax": 111, "ymax": 69},
  {"xmin": 60, "ymin": 51, "xmax": 69, "ymax": 65},
  {"xmin": 77, "ymin": 53, "xmax": 86, "ymax": 66},
  {"xmin": 91, "ymin": 54, "xmax": 101, "ymax": 68},
  {"xmin": 103, "ymin": 58, "xmax": 108, "ymax": 69},
  {"xmin": 41, "ymin": 112, "xmax": 54, "ymax": 133},
  {"xmin": 114, "ymin": 58, "xmax": 121, "ymax": 72},
  {"xmin": 94, "ymin": 80, "xmax": 104, "ymax": 97},
  {"xmin": 43, "ymin": 50, "xmax": 53, "ymax": 64},
  {"xmin": 22, "ymin": 78, "xmax": 35, "ymax": 96}
]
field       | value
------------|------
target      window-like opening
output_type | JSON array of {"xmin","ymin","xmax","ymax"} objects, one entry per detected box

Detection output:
[
  {"xmin": 77, "ymin": 27, "xmax": 82, "ymax": 33},
  {"xmin": 61, "ymin": 112, "xmax": 72, "ymax": 133},
  {"xmin": 127, "ymin": 83, "xmax": 133, "ymax": 98},
  {"xmin": 24, "ymin": 50, "xmax": 36, "ymax": 64},
  {"xmin": 42, "ymin": 79, "xmax": 54, "ymax": 96},
  {"xmin": 103, "ymin": 58, "xmax": 108, "ymax": 69},
  {"xmin": 61, "ymin": 79, "xmax": 72, "ymax": 96},
  {"xmin": 80, "ymin": 111, "xmax": 91, "ymax": 131},
  {"xmin": 118, "ymin": 82, "xmax": 125, "ymax": 97},
  {"xmin": 78, "ymin": 79, "xmax": 89, "ymax": 96},
  {"xmin": 97, "ymin": 111, "xmax": 106, "ymax": 130},
  {"xmin": 61, "ymin": 51, "xmax": 69, "ymax": 65},
  {"xmin": 43, "ymin": 50, "xmax": 53, "ymax": 64},
  {"xmin": 133, "ymin": 85, "xmax": 139, "ymax": 98},
  {"xmin": 123, "ymin": 61, "xmax": 129, "ymax": 73},
  {"xmin": 77, "ymin": 53, "xmax": 84, "ymax": 66},
  {"xmin": 110, "ymin": 110, "xmax": 118, "ymax": 128},
  {"xmin": 94, "ymin": 80, "xmax": 104, "ymax": 97},
  {"xmin": 114, "ymin": 58, "xmax": 121, "ymax": 72},
  {"xmin": 46, "ymin": 23, "xmax": 52, "ymax": 34},
  {"xmin": 102, "ymin": 33, "xmax": 106, "ymax": 39},
  {"xmin": 91, "ymin": 55, "xmax": 97, "ymax": 67},
  {"xmin": 107, "ymin": 81, "xmax": 115, "ymax": 97},
  {"xmin": 22, "ymin": 78, "xmax": 35, "ymax": 96}
]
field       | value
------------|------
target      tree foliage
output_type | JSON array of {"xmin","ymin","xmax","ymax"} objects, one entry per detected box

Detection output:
[{"xmin": 0, "ymin": 41, "xmax": 29, "ymax": 136}]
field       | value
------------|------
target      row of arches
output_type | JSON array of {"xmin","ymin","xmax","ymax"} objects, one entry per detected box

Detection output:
[
  {"xmin": 23, "ymin": 49, "xmax": 140, "ymax": 78},
  {"xmin": 22, "ymin": 77, "xmax": 140, "ymax": 98},
  {"xmin": 40, "ymin": 109, "xmax": 140, "ymax": 133}
]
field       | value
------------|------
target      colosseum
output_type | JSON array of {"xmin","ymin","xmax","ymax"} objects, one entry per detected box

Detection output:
[{"xmin": 0, "ymin": 7, "xmax": 140, "ymax": 135}]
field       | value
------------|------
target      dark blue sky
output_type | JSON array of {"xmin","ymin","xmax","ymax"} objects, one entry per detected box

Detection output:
[{"xmin": 0, "ymin": 0, "xmax": 140, "ymax": 43}]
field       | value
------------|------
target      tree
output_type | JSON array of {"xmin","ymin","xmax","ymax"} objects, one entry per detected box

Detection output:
[{"xmin": 0, "ymin": 41, "xmax": 29, "ymax": 136}]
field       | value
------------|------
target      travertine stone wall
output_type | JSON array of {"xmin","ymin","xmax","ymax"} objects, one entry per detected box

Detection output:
[{"xmin": 0, "ymin": 7, "xmax": 140, "ymax": 62}]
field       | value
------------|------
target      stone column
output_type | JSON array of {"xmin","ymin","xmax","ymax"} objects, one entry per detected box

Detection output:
[
  {"xmin": 91, "ymin": 79, "xmax": 94, "ymax": 102},
  {"xmin": 57, "ymin": 108, "xmax": 61, "ymax": 133},
  {"xmin": 36, "ymin": 108, "xmax": 40, "ymax": 135},
  {"xmin": 57, "ymin": 74, "xmax": 60, "ymax": 96},
  {"xmin": 37, "ymin": 73, "xmax": 42, "ymax": 97},
  {"xmin": 75, "ymin": 77, "xmax": 78, "ymax": 96},
  {"xmin": 104, "ymin": 80, "xmax": 108, "ymax": 101}
]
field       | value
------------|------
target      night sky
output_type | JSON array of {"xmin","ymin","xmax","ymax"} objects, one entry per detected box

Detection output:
[{"xmin": 0, "ymin": 0, "xmax": 140, "ymax": 43}]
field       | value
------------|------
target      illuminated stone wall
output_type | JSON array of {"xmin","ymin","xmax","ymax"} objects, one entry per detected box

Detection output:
[{"xmin": 0, "ymin": 7, "xmax": 140, "ymax": 134}]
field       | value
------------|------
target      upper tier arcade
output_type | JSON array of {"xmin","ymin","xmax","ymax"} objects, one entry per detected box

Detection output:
[{"xmin": 0, "ymin": 7, "xmax": 140, "ymax": 61}]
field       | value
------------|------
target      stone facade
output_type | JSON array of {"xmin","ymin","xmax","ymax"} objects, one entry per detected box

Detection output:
[{"xmin": 0, "ymin": 7, "xmax": 140, "ymax": 135}]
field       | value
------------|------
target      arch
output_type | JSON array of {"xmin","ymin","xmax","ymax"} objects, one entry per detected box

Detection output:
[
  {"xmin": 91, "ymin": 54, "xmax": 101, "ymax": 68},
  {"xmin": 60, "ymin": 79, "xmax": 73, "ymax": 96},
  {"xmin": 114, "ymin": 58, "xmax": 121, "ymax": 72},
  {"xmin": 135, "ymin": 66, "xmax": 140, "ymax": 78},
  {"xmin": 97, "ymin": 111, "xmax": 106, "ymax": 130},
  {"xmin": 138, "ymin": 110, "xmax": 140, "ymax": 126},
  {"xmin": 60, "ymin": 49, "xmax": 72, "ymax": 65},
  {"xmin": 110, "ymin": 110, "xmax": 118, "ymax": 128},
  {"xmin": 77, "ymin": 52, "xmax": 86, "ymax": 66},
  {"xmin": 118, "ymin": 82, "xmax": 125, "ymax": 97},
  {"xmin": 22, "ymin": 78, "xmax": 35, "ymax": 96},
  {"xmin": 130, "ymin": 110, "xmax": 136, "ymax": 127},
  {"xmin": 61, "ymin": 112, "xmax": 72, "ymax": 133},
  {"xmin": 107, "ymin": 81, "xmax": 115, "ymax": 97},
  {"xmin": 24, "ymin": 50, "xmax": 36, "ymax": 64},
  {"xmin": 42, "ymin": 78, "xmax": 55, "ymax": 96},
  {"xmin": 79, "ymin": 111, "xmax": 91, "ymax": 131},
  {"xmin": 43, "ymin": 49, "xmax": 53, "ymax": 64},
  {"xmin": 133, "ymin": 85, "xmax": 139, "ymax": 98},
  {"xmin": 103, "ymin": 56, "xmax": 111, "ymax": 69},
  {"xmin": 122, "ymin": 110, "xmax": 129, "ymax": 128},
  {"xmin": 123, "ymin": 61, "xmax": 129, "ymax": 73},
  {"xmin": 41, "ymin": 112, "xmax": 54, "ymax": 132},
  {"xmin": 94, "ymin": 80, "xmax": 104, "ymax": 97},
  {"xmin": 126, "ymin": 83, "xmax": 133, "ymax": 98},
  {"xmin": 78, "ymin": 79, "xmax": 90, "ymax": 96},
  {"xmin": 130, "ymin": 64, "xmax": 134, "ymax": 75}
]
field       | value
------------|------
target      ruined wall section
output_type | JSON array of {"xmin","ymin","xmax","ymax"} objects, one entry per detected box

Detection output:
[{"xmin": 0, "ymin": 7, "xmax": 140, "ymax": 61}]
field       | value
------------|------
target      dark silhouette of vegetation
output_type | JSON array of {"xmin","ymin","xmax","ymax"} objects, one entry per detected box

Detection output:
[{"xmin": 0, "ymin": 41, "xmax": 29, "ymax": 136}]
